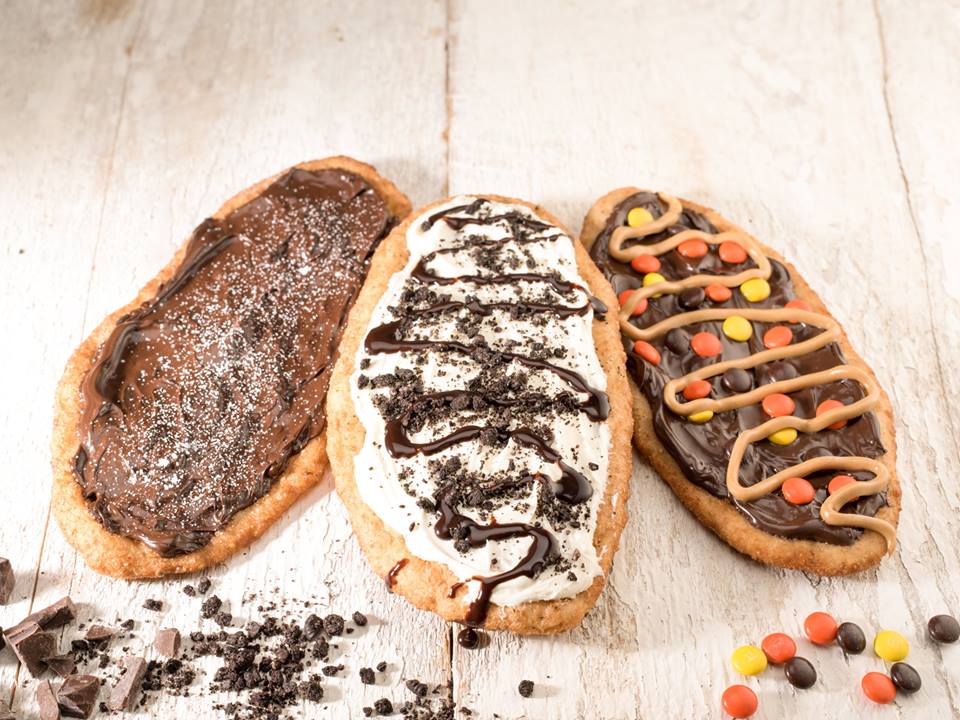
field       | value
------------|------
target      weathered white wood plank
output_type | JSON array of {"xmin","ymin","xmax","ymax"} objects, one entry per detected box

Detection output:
[
  {"xmin": 4, "ymin": 0, "xmax": 451, "ymax": 717},
  {"xmin": 448, "ymin": 1, "xmax": 960, "ymax": 717}
]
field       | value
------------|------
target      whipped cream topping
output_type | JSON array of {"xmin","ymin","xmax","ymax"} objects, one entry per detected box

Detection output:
[{"xmin": 350, "ymin": 197, "xmax": 610, "ymax": 610}]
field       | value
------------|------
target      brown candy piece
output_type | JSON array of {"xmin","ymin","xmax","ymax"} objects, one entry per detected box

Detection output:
[
  {"xmin": 56, "ymin": 674, "xmax": 100, "ymax": 718},
  {"xmin": 154, "ymin": 627, "xmax": 181, "ymax": 658},
  {"xmin": 108, "ymin": 656, "xmax": 147, "ymax": 711},
  {"xmin": 928, "ymin": 614, "xmax": 960, "ymax": 644},
  {"xmin": 37, "ymin": 680, "xmax": 60, "ymax": 720},
  {"xmin": 5, "ymin": 622, "xmax": 56, "ymax": 676},
  {"xmin": 0, "ymin": 557, "xmax": 14, "ymax": 605}
]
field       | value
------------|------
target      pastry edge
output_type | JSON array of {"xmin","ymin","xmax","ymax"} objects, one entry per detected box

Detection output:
[
  {"xmin": 50, "ymin": 156, "xmax": 412, "ymax": 579},
  {"xmin": 581, "ymin": 186, "xmax": 901, "ymax": 576},
  {"xmin": 325, "ymin": 194, "xmax": 634, "ymax": 634}
]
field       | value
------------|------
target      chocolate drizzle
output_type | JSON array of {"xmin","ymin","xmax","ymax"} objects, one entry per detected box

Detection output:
[
  {"xmin": 75, "ymin": 168, "xmax": 395, "ymax": 556},
  {"xmin": 359, "ymin": 199, "xmax": 606, "ymax": 625}
]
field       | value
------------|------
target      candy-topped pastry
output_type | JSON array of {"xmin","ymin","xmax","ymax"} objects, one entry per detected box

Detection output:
[
  {"xmin": 327, "ymin": 195, "xmax": 632, "ymax": 633},
  {"xmin": 582, "ymin": 188, "xmax": 900, "ymax": 574}
]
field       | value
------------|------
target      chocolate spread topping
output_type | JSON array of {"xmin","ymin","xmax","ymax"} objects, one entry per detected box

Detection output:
[
  {"xmin": 590, "ymin": 192, "xmax": 887, "ymax": 544},
  {"xmin": 75, "ymin": 168, "xmax": 394, "ymax": 556}
]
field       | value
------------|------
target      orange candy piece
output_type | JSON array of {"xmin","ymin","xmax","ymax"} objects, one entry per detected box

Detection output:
[
  {"xmin": 804, "ymin": 612, "xmax": 839, "ymax": 645},
  {"xmin": 633, "ymin": 340, "xmax": 660, "ymax": 365},
  {"xmin": 782, "ymin": 477, "xmax": 815, "ymax": 505},
  {"xmin": 862, "ymin": 672, "xmax": 897, "ymax": 704},
  {"xmin": 761, "ymin": 633, "xmax": 797, "ymax": 664},
  {"xmin": 677, "ymin": 238, "xmax": 709, "ymax": 258},
  {"xmin": 683, "ymin": 379, "xmax": 712, "ymax": 401},
  {"xmin": 763, "ymin": 325, "xmax": 793, "ymax": 349},
  {"xmin": 721, "ymin": 685, "xmax": 758, "ymax": 719},
  {"xmin": 706, "ymin": 283, "xmax": 733, "ymax": 302},
  {"xmin": 618, "ymin": 290, "xmax": 648, "ymax": 317},
  {"xmin": 691, "ymin": 331, "xmax": 723, "ymax": 358},
  {"xmin": 816, "ymin": 399, "xmax": 848, "ymax": 430},
  {"xmin": 631, "ymin": 255, "xmax": 661, "ymax": 274},
  {"xmin": 828, "ymin": 474, "xmax": 856, "ymax": 494},
  {"xmin": 785, "ymin": 298, "xmax": 812, "ymax": 323},
  {"xmin": 762, "ymin": 393, "xmax": 795, "ymax": 418},
  {"xmin": 718, "ymin": 241, "xmax": 748, "ymax": 264}
]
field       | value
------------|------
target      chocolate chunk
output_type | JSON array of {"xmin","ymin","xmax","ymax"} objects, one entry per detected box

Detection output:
[
  {"xmin": 143, "ymin": 598, "xmax": 163, "ymax": 611},
  {"xmin": 359, "ymin": 667, "xmax": 375, "ymax": 684},
  {"xmin": 784, "ymin": 656, "xmax": 817, "ymax": 689},
  {"xmin": 200, "ymin": 595, "xmax": 222, "ymax": 618},
  {"xmin": 9, "ymin": 596, "xmax": 77, "ymax": 634},
  {"xmin": 323, "ymin": 614, "xmax": 344, "ymax": 636},
  {"xmin": 352, "ymin": 611, "xmax": 368, "ymax": 627},
  {"xmin": 373, "ymin": 698, "xmax": 393, "ymax": 715},
  {"xmin": 928, "ymin": 614, "xmax": 960, "ymax": 644},
  {"xmin": 108, "ymin": 656, "xmax": 147, "ymax": 711},
  {"xmin": 196, "ymin": 578, "xmax": 212, "ymax": 594},
  {"xmin": 6, "ymin": 622, "xmax": 56, "ymax": 676},
  {"xmin": 405, "ymin": 679, "xmax": 428, "ymax": 697},
  {"xmin": 0, "ymin": 557, "xmax": 14, "ymax": 604},
  {"xmin": 37, "ymin": 680, "xmax": 60, "ymax": 720},
  {"xmin": 890, "ymin": 662, "xmax": 922, "ymax": 694},
  {"xmin": 84, "ymin": 624, "xmax": 116, "ymax": 642},
  {"xmin": 44, "ymin": 653, "xmax": 77, "ymax": 678},
  {"xmin": 182, "ymin": 585, "xmax": 196, "ymax": 597},
  {"xmin": 678, "ymin": 287, "xmax": 705, "ymax": 310},
  {"xmin": 56, "ymin": 674, "xmax": 100, "ymax": 718},
  {"xmin": 518, "ymin": 679, "xmax": 534, "ymax": 697},
  {"xmin": 154, "ymin": 628, "xmax": 181, "ymax": 658},
  {"xmin": 376, "ymin": 661, "xmax": 388, "ymax": 672},
  {"xmin": 836, "ymin": 621, "xmax": 866, "ymax": 654},
  {"xmin": 721, "ymin": 368, "xmax": 753, "ymax": 394}
]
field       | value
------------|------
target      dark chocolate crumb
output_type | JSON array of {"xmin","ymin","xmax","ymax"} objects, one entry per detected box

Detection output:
[
  {"xmin": 374, "ymin": 697, "xmax": 393, "ymax": 715},
  {"xmin": 351, "ymin": 611, "xmax": 368, "ymax": 627},
  {"xmin": 143, "ymin": 599, "xmax": 163, "ymax": 611},
  {"xmin": 196, "ymin": 579, "xmax": 212, "ymax": 594},
  {"xmin": 376, "ymin": 661, "xmax": 388, "ymax": 672},
  {"xmin": 359, "ymin": 667, "xmax": 375, "ymax": 685},
  {"xmin": 323, "ymin": 614, "xmax": 345, "ymax": 636},
  {"xmin": 200, "ymin": 595, "xmax": 222, "ymax": 619},
  {"xmin": 518, "ymin": 679, "xmax": 534, "ymax": 697}
]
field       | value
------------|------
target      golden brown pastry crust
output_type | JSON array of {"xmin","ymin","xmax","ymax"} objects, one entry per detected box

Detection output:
[
  {"xmin": 326, "ymin": 195, "xmax": 633, "ymax": 634},
  {"xmin": 581, "ymin": 187, "xmax": 900, "ymax": 576},
  {"xmin": 51, "ymin": 157, "xmax": 411, "ymax": 579}
]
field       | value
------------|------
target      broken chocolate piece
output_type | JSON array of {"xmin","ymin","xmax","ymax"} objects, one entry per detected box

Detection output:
[
  {"xmin": 44, "ymin": 653, "xmax": 77, "ymax": 678},
  {"xmin": 37, "ymin": 680, "xmax": 59, "ymax": 720},
  {"xmin": 0, "ymin": 557, "xmax": 14, "ymax": 604},
  {"xmin": 108, "ymin": 656, "xmax": 147, "ymax": 711},
  {"xmin": 84, "ymin": 625, "xmax": 115, "ymax": 642},
  {"xmin": 154, "ymin": 628, "xmax": 181, "ymax": 658},
  {"xmin": 56, "ymin": 674, "xmax": 100, "ymax": 718},
  {"xmin": 5, "ymin": 622, "xmax": 56, "ymax": 676},
  {"xmin": 142, "ymin": 598, "xmax": 162, "ymax": 612},
  {"xmin": 28, "ymin": 597, "xmax": 76, "ymax": 630}
]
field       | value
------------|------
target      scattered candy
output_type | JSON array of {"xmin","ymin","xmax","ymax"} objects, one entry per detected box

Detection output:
[
  {"xmin": 768, "ymin": 428, "xmax": 798, "ymax": 446},
  {"xmin": 731, "ymin": 645, "xmax": 768, "ymax": 676},
  {"xmin": 618, "ymin": 290, "xmax": 647, "ymax": 317},
  {"xmin": 721, "ymin": 685, "xmax": 758, "ymax": 719},
  {"xmin": 679, "ymin": 287, "xmax": 705, "ymax": 309},
  {"xmin": 722, "ymin": 315, "xmax": 753, "ymax": 342},
  {"xmin": 784, "ymin": 656, "xmax": 817, "ymax": 689},
  {"xmin": 874, "ymin": 630, "xmax": 909, "ymax": 662},
  {"xmin": 761, "ymin": 633, "xmax": 796, "ymax": 664},
  {"xmin": 630, "ymin": 254, "xmax": 661, "ymax": 274},
  {"xmin": 785, "ymin": 298, "xmax": 812, "ymax": 313},
  {"xmin": 836, "ymin": 621, "xmax": 866, "ymax": 654},
  {"xmin": 804, "ymin": 612, "xmax": 839, "ymax": 645},
  {"xmin": 633, "ymin": 341, "xmax": 660, "ymax": 366},
  {"xmin": 682, "ymin": 379, "xmax": 712, "ymax": 401},
  {"xmin": 928, "ymin": 614, "xmax": 960, "ymax": 644},
  {"xmin": 816, "ymin": 399, "xmax": 848, "ymax": 430},
  {"xmin": 762, "ymin": 325, "xmax": 793, "ymax": 349},
  {"xmin": 890, "ymin": 662, "xmax": 922, "ymax": 694},
  {"xmin": 706, "ymin": 283, "xmax": 733, "ymax": 302},
  {"xmin": 740, "ymin": 278, "xmax": 771, "ymax": 302},
  {"xmin": 677, "ymin": 238, "xmax": 708, "ymax": 258},
  {"xmin": 782, "ymin": 477, "xmax": 815, "ymax": 505},
  {"xmin": 719, "ymin": 241, "xmax": 748, "ymax": 264},
  {"xmin": 828, "ymin": 475, "xmax": 857, "ymax": 496},
  {"xmin": 761, "ymin": 393, "xmax": 795, "ymax": 418},
  {"xmin": 861, "ymin": 672, "xmax": 896, "ymax": 704},
  {"xmin": 691, "ymin": 332, "xmax": 723, "ymax": 358},
  {"xmin": 722, "ymin": 368, "xmax": 753, "ymax": 393},
  {"xmin": 627, "ymin": 207, "xmax": 653, "ymax": 228},
  {"xmin": 688, "ymin": 410, "xmax": 714, "ymax": 424},
  {"xmin": 643, "ymin": 272, "xmax": 666, "ymax": 297}
]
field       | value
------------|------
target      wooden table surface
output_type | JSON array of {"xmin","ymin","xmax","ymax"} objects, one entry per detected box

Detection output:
[{"xmin": 2, "ymin": 1, "xmax": 959, "ymax": 717}]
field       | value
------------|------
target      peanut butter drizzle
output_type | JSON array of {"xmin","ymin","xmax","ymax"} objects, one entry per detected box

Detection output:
[{"xmin": 612, "ymin": 193, "xmax": 896, "ymax": 551}]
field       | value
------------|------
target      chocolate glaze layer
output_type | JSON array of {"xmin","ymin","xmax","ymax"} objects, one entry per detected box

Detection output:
[
  {"xmin": 589, "ymin": 192, "xmax": 886, "ymax": 545},
  {"xmin": 75, "ymin": 168, "xmax": 394, "ymax": 556}
]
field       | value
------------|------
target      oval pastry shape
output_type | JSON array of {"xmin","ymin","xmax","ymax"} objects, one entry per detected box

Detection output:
[{"xmin": 327, "ymin": 195, "xmax": 632, "ymax": 633}]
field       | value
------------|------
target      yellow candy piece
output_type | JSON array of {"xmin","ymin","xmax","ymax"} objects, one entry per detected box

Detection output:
[
  {"xmin": 769, "ymin": 428, "xmax": 798, "ymax": 445},
  {"xmin": 643, "ymin": 271, "xmax": 666, "ymax": 298},
  {"xmin": 627, "ymin": 207, "xmax": 653, "ymax": 227},
  {"xmin": 731, "ymin": 645, "xmax": 768, "ymax": 676},
  {"xmin": 688, "ymin": 410, "xmax": 714, "ymax": 424},
  {"xmin": 722, "ymin": 315, "xmax": 753, "ymax": 342},
  {"xmin": 874, "ymin": 630, "xmax": 909, "ymax": 662},
  {"xmin": 740, "ymin": 278, "xmax": 771, "ymax": 302}
]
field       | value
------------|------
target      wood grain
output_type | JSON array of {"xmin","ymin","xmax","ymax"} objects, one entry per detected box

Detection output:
[{"xmin": 0, "ymin": 0, "xmax": 958, "ymax": 718}]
